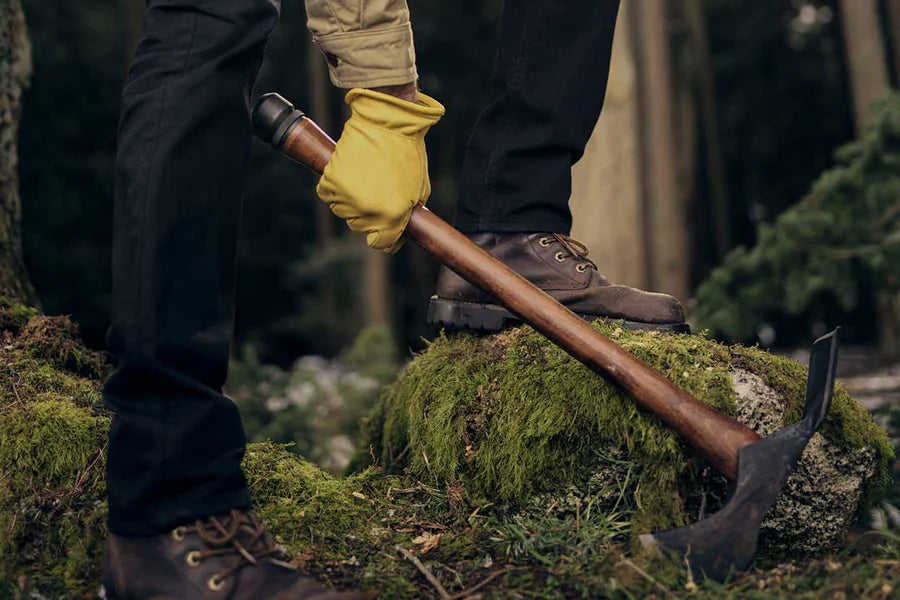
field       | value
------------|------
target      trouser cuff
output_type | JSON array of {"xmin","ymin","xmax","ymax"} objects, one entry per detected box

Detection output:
[{"xmin": 107, "ymin": 490, "xmax": 251, "ymax": 536}]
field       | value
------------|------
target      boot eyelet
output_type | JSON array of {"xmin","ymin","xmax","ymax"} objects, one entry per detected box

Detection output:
[
  {"xmin": 208, "ymin": 574, "xmax": 226, "ymax": 591},
  {"xmin": 186, "ymin": 550, "xmax": 202, "ymax": 567},
  {"xmin": 554, "ymin": 252, "xmax": 566, "ymax": 262},
  {"xmin": 172, "ymin": 526, "xmax": 187, "ymax": 541},
  {"xmin": 576, "ymin": 263, "xmax": 587, "ymax": 273},
  {"xmin": 539, "ymin": 237, "xmax": 552, "ymax": 247}
]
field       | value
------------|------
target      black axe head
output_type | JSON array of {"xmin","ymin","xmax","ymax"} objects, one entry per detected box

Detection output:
[{"xmin": 640, "ymin": 327, "xmax": 841, "ymax": 582}]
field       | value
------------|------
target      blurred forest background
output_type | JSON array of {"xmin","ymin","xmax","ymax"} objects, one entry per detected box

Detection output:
[
  {"xmin": 14, "ymin": 0, "xmax": 899, "ymax": 356},
  {"xmin": 5, "ymin": 1, "xmax": 900, "ymax": 467}
]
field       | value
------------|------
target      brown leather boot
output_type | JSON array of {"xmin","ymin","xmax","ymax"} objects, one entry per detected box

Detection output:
[
  {"xmin": 429, "ymin": 232, "xmax": 688, "ymax": 333},
  {"xmin": 102, "ymin": 510, "xmax": 367, "ymax": 600}
]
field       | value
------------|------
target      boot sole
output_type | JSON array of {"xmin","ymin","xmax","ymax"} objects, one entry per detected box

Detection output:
[{"xmin": 427, "ymin": 296, "xmax": 691, "ymax": 335}]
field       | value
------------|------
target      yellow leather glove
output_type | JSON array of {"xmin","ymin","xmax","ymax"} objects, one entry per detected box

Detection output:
[{"xmin": 316, "ymin": 88, "xmax": 445, "ymax": 253}]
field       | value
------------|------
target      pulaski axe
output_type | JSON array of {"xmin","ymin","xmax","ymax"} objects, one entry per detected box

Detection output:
[{"xmin": 252, "ymin": 93, "xmax": 840, "ymax": 582}]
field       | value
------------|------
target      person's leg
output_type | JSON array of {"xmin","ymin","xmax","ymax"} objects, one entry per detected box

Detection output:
[
  {"xmin": 100, "ymin": 2, "xmax": 372, "ymax": 596},
  {"xmin": 103, "ymin": 1, "xmax": 366, "ymax": 596},
  {"xmin": 433, "ymin": 0, "xmax": 686, "ymax": 333},
  {"xmin": 455, "ymin": 0, "xmax": 620, "ymax": 235},
  {"xmin": 104, "ymin": 0, "xmax": 278, "ymax": 537}
]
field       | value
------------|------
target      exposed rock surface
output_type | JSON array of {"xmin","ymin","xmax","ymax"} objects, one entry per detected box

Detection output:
[{"xmin": 732, "ymin": 369, "xmax": 876, "ymax": 554}]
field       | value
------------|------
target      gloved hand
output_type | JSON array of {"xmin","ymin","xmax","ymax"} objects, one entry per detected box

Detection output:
[{"xmin": 317, "ymin": 88, "xmax": 445, "ymax": 253}]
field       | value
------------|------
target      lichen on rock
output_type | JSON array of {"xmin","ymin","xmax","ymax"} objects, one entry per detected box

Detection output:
[{"xmin": 731, "ymin": 368, "xmax": 878, "ymax": 554}]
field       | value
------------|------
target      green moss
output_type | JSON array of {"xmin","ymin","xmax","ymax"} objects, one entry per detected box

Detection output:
[
  {"xmin": 0, "ymin": 403, "xmax": 109, "ymax": 596},
  {"xmin": 368, "ymin": 322, "xmax": 892, "ymax": 533},
  {"xmin": 244, "ymin": 442, "xmax": 374, "ymax": 549},
  {"xmin": 0, "ymin": 301, "xmax": 111, "ymax": 596},
  {"xmin": 0, "ymin": 301, "xmax": 103, "ymax": 412},
  {"xmin": 2, "ymin": 300, "xmax": 898, "ymax": 599},
  {"xmin": 242, "ymin": 442, "xmax": 416, "ymax": 595},
  {"xmin": 15, "ymin": 316, "xmax": 109, "ymax": 380},
  {"xmin": 0, "ymin": 399, "xmax": 106, "ymax": 491},
  {"xmin": 0, "ymin": 296, "xmax": 38, "ymax": 334},
  {"xmin": 1, "ymin": 356, "xmax": 102, "ymax": 408}
]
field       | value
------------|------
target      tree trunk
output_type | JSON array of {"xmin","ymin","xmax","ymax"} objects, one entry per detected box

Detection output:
[
  {"xmin": 838, "ymin": 0, "xmax": 897, "ymax": 356},
  {"xmin": 886, "ymin": 0, "xmax": 900, "ymax": 86},
  {"xmin": 308, "ymin": 38, "xmax": 336, "ymax": 249},
  {"xmin": 362, "ymin": 248, "xmax": 391, "ymax": 326},
  {"xmin": 670, "ymin": 5, "xmax": 699, "ymax": 287},
  {"xmin": 121, "ymin": 0, "xmax": 144, "ymax": 67},
  {"xmin": 634, "ymin": 0, "xmax": 690, "ymax": 300},
  {"xmin": 684, "ymin": 0, "xmax": 731, "ymax": 259},
  {"xmin": 876, "ymin": 292, "xmax": 900, "ymax": 359},
  {"xmin": 838, "ymin": 0, "xmax": 891, "ymax": 131},
  {"xmin": 570, "ymin": 1, "xmax": 648, "ymax": 288},
  {"xmin": 0, "ymin": 0, "xmax": 37, "ymax": 306},
  {"xmin": 307, "ymin": 37, "xmax": 340, "ymax": 335}
]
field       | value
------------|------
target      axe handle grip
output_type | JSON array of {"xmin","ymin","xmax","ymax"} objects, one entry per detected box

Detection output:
[{"xmin": 274, "ymin": 113, "xmax": 761, "ymax": 480}]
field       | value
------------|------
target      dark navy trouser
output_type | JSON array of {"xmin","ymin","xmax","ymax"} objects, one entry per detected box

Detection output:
[
  {"xmin": 105, "ymin": 0, "xmax": 619, "ymax": 535},
  {"xmin": 105, "ymin": 0, "xmax": 280, "ymax": 535},
  {"xmin": 455, "ymin": 0, "xmax": 620, "ymax": 234}
]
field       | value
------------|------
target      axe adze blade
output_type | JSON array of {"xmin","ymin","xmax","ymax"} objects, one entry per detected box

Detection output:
[{"xmin": 639, "ymin": 327, "xmax": 841, "ymax": 582}]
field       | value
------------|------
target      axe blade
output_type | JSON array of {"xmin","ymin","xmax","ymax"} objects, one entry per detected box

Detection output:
[{"xmin": 639, "ymin": 327, "xmax": 840, "ymax": 582}]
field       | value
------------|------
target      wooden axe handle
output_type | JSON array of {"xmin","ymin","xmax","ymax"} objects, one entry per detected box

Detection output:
[{"xmin": 261, "ymin": 99, "xmax": 761, "ymax": 479}]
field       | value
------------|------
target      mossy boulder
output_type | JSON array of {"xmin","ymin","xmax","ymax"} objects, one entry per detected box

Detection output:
[
  {"xmin": 2, "ymin": 297, "xmax": 899, "ymax": 599},
  {"xmin": 361, "ymin": 324, "xmax": 893, "ymax": 557}
]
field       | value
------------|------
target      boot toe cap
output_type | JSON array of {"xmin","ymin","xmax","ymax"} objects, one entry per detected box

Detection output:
[
  {"xmin": 590, "ymin": 286, "xmax": 685, "ymax": 324},
  {"xmin": 643, "ymin": 291, "xmax": 685, "ymax": 324}
]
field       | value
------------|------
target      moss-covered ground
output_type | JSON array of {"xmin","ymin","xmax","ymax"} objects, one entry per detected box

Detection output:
[{"xmin": 2, "ymin": 298, "xmax": 899, "ymax": 599}]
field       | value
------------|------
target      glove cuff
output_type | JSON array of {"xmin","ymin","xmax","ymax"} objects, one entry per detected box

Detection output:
[{"xmin": 345, "ymin": 88, "xmax": 445, "ymax": 137}]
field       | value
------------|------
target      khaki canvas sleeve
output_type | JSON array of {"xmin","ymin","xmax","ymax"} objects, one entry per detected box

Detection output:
[{"xmin": 305, "ymin": 0, "xmax": 418, "ymax": 89}]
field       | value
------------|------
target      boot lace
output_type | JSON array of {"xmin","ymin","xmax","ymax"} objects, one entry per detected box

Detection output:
[
  {"xmin": 540, "ymin": 233, "xmax": 597, "ymax": 271},
  {"xmin": 176, "ymin": 510, "xmax": 286, "ymax": 590}
]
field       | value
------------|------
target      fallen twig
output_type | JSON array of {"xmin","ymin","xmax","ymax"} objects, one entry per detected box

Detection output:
[
  {"xmin": 449, "ymin": 568, "xmax": 512, "ymax": 600},
  {"xmin": 397, "ymin": 545, "xmax": 451, "ymax": 600},
  {"xmin": 12, "ymin": 378, "xmax": 22, "ymax": 404},
  {"xmin": 388, "ymin": 444, "xmax": 411, "ymax": 470},
  {"xmin": 615, "ymin": 559, "xmax": 678, "ymax": 599}
]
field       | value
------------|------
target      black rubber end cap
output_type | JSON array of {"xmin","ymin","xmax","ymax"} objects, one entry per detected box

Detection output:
[{"xmin": 252, "ymin": 92, "xmax": 303, "ymax": 148}]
